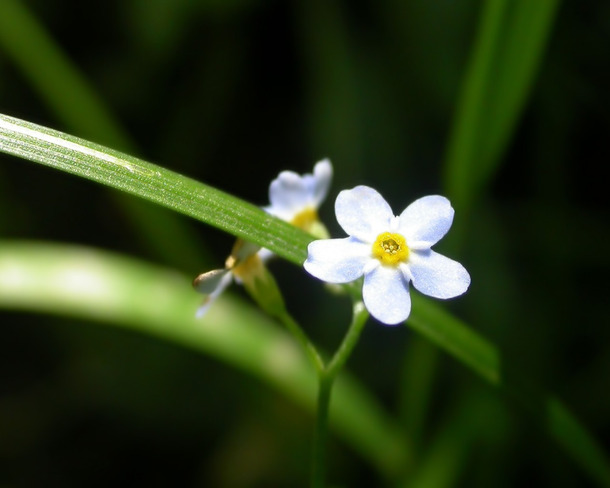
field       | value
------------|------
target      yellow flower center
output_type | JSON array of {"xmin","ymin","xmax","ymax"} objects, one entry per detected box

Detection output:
[
  {"xmin": 372, "ymin": 232, "xmax": 409, "ymax": 266},
  {"xmin": 232, "ymin": 253, "xmax": 263, "ymax": 282},
  {"xmin": 290, "ymin": 207, "xmax": 319, "ymax": 232}
]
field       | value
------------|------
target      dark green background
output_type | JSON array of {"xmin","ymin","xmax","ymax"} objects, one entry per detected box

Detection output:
[{"xmin": 1, "ymin": 0, "xmax": 608, "ymax": 486}]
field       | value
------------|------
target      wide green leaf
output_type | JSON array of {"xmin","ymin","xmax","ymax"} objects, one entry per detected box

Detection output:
[
  {"xmin": 0, "ymin": 241, "xmax": 409, "ymax": 478},
  {"xmin": 0, "ymin": 113, "xmax": 311, "ymax": 265}
]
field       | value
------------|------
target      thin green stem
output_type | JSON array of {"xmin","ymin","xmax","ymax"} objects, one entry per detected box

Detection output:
[
  {"xmin": 311, "ymin": 375, "xmax": 333, "ymax": 488},
  {"xmin": 326, "ymin": 301, "xmax": 369, "ymax": 378},
  {"xmin": 277, "ymin": 311, "xmax": 325, "ymax": 373},
  {"xmin": 310, "ymin": 301, "xmax": 369, "ymax": 488}
]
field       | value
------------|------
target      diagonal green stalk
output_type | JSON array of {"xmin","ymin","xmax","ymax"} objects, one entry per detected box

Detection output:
[
  {"xmin": 295, "ymin": 0, "xmax": 364, "ymax": 177},
  {"xmin": 278, "ymin": 311, "xmax": 325, "ymax": 373},
  {"xmin": 405, "ymin": 3, "xmax": 561, "ymax": 480},
  {"xmin": 0, "ymin": 0, "xmax": 131, "ymax": 149},
  {"xmin": 0, "ymin": 0, "xmax": 206, "ymax": 269},
  {"xmin": 0, "ymin": 113, "xmax": 311, "ymax": 265},
  {"xmin": 311, "ymin": 301, "xmax": 369, "ymax": 488},
  {"xmin": 443, "ymin": 0, "xmax": 561, "ymax": 217},
  {"xmin": 311, "ymin": 376, "xmax": 333, "ymax": 488},
  {"xmin": 408, "ymin": 296, "xmax": 610, "ymax": 487},
  {"xmin": 325, "ymin": 302, "xmax": 369, "ymax": 378},
  {"xmin": 443, "ymin": 0, "xmax": 508, "ymax": 215}
]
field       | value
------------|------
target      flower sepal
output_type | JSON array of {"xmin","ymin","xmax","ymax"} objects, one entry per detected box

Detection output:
[{"xmin": 238, "ymin": 255, "xmax": 288, "ymax": 318}]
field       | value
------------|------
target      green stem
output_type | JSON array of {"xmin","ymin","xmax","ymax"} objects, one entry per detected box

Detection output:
[
  {"xmin": 311, "ymin": 301, "xmax": 369, "ymax": 488},
  {"xmin": 311, "ymin": 374, "xmax": 333, "ymax": 488},
  {"xmin": 278, "ymin": 311, "xmax": 325, "ymax": 373},
  {"xmin": 326, "ymin": 301, "xmax": 369, "ymax": 378}
]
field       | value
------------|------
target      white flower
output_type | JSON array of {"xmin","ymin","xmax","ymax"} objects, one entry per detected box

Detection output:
[
  {"xmin": 195, "ymin": 159, "xmax": 333, "ymax": 316},
  {"xmin": 303, "ymin": 185, "xmax": 470, "ymax": 325},
  {"xmin": 264, "ymin": 158, "xmax": 332, "ymax": 239}
]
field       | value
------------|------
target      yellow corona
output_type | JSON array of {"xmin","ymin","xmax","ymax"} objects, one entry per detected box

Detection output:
[
  {"xmin": 372, "ymin": 232, "xmax": 409, "ymax": 266},
  {"xmin": 231, "ymin": 254, "xmax": 262, "ymax": 281},
  {"xmin": 291, "ymin": 207, "xmax": 319, "ymax": 232}
]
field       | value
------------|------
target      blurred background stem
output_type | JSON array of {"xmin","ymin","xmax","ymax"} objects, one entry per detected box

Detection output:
[
  {"xmin": 311, "ymin": 301, "xmax": 369, "ymax": 488},
  {"xmin": 0, "ymin": 0, "xmax": 207, "ymax": 271},
  {"xmin": 399, "ymin": 2, "xmax": 562, "ymax": 481}
]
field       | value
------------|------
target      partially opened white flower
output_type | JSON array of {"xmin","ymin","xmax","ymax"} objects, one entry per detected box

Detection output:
[
  {"xmin": 264, "ymin": 158, "xmax": 332, "ymax": 239},
  {"xmin": 195, "ymin": 159, "xmax": 333, "ymax": 316},
  {"xmin": 304, "ymin": 186, "xmax": 470, "ymax": 325}
]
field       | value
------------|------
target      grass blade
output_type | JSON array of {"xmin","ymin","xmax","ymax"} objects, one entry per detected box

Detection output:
[
  {"xmin": 0, "ymin": 113, "xmax": 311, "ymax": 265},
  {"xmin": 444, "ymin": 0, "xmax": 561, "ymax": 214},
  {"xmin": 0, "ymin": 0, "xmax": 206, "ymax": 269},
  {"xmin": 0, "ymin": 0, "xmax": 131, "ymax": 149},
  {"xmin": 409, "ymin": 296, "xmax": 610, "ymax": 487},
  {"xmin": 0, "ymin": 241, "xmax": 409, "ymax": 477}
]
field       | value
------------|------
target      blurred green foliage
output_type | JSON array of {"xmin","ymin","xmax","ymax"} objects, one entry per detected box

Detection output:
[{"xmin": 1, "ymin": 0, "xmax": 609, "ymax": 486}]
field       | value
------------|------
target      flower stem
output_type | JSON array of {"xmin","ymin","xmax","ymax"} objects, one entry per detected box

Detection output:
[
  {"xmin": 310, "ymin": 301, "xmax": 369, "ymax": 488},
  {"xmin": 311, "ymin": 373, "xmax": 333, "ymax": 488},
  {"xmin": 277, "ymin": 311, "xmax": 324, "ymax": 373},
  {"xmin": 326, "ymin": 301, "xmax": 369, "ymax": 378}
]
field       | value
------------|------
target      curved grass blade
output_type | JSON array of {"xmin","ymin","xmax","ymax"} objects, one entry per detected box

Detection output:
[
  {"xmin": 444, "ymin": 0, "xmax": 561, "ymax": 215},
  {"xmin": 414, "ymin": 1, "xmax": 562, "ymax": 479},
  {"xmin": 0, "ymin": 114, "xmax": 311, "ymax": 265},
  {"xmin": 0, "ymin": 0, "xmax": 131, "ymax": 150},
  {"xmin": 0, "ymin": 241, "xmax": 410, "ymax": 478},
  {"xmin": 0, "ymin": 1, "xmax": 207, "ymax": 270},
  {"xmin": 406, "ymin": 392, "xmax": 491, "ymax": 488},
  {"xmin": 295, "ymin": 0, "xmax": 364, "ymax": 177},
  {"xmin": 409, "ymin": 296, "xmax": 610, "ymax": 487}
]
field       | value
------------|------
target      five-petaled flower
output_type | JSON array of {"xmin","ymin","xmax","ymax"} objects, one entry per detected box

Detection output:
[
  {"xmin": 303, "ymin": 186, "xmax": 470, "ymax": 325},
  {"xmin": 194, "ymin": 159, "xmax": 332, "ymax": 317}
]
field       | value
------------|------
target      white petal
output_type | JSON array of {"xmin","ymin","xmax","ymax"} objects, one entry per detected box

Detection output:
[
  {"xmin": 335, "ymin": 186, "xmax": 394, "ymax": 241},
  {"xmin": 408, "ymin": 250, "xmax": 470, "ymax": 299},
  {"xmin": 266, "ymin": 160, "xmax": 332, "ymax": 220},
  {"xmin": 268, "ymin": 170, "xmax": 311, "ymax": 218},
  {"xmin": 193, "ymin": 268, "xmax": 231, "ymax": 294},
  {"xmin": 256, "ymin": 248, "xmax": 274, "ymax": 262},
  {"xmin": 304, "ymin": 237, "xmax": 371, "ymax": 283},
  {"xmin": 231, "ymin": 240, "xmax": 262, "ymax": 263},
  {"xmin": 398, "ymin": 195, "xmax": 454, "ymax": 248},
  {"xmin": 362, "ymin": 265, "xmax": 412, "ymax": 325},
  {"xmin": 311, "ymin": 159, "xmax": 333, "ymax": 208},
  {"xmin": 195, "ymin": 271, "xmax": 233, "ymax": 318}
]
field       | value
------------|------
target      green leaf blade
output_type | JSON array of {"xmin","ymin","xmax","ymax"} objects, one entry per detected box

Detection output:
[
  {"xmin": 0, "ymin": 113, "xmax": 311, "ymax": 265},
  {"xmin": 0, "ymin": 241, "xmax": 409, "ymax": 478},
  {"xmin": 444, "ymin": 0, "xmax": 561, "ymax": 214},
  {"xmin": 408, "ymin": 297, "xmax": 610, "ymax": 487}
]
